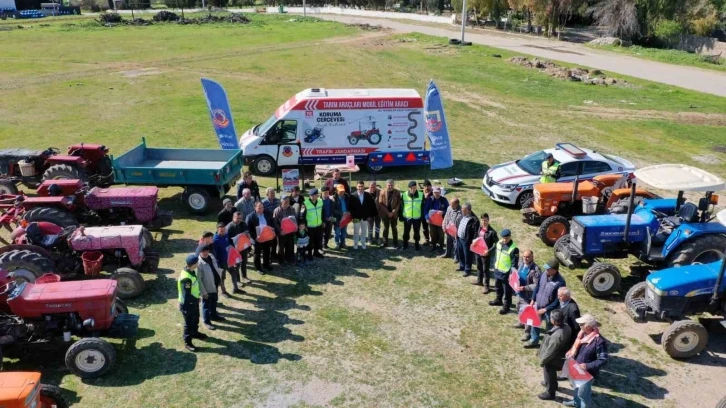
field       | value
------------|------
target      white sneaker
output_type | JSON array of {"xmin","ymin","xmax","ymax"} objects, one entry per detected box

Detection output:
[
  {"xmin": 353, "ymin": 244, "xmax": 358, "ymax": 250},
  {"xmin": 362, "ymin": 243, "xmax": 367, "ymax": 249}
]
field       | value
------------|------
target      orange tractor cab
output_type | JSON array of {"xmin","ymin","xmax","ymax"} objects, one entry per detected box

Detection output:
[
  {"xmin": 0, "ymin": 372, "xmax": 67, "ymax": 408},
  {"xmin": 522, "ymin": 174, "xmax": 656, "ymax": 246}
]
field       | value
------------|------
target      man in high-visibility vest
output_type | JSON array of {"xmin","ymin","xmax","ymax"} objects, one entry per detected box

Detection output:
[
  {"xmin": 488, "ymin": 229, "xmax": 520, "ymax": 315},
  {"xmin": 178, "ymin": 254, "xmax": 208, "ymax": 352},
  {"xmin": 540, "ymin": 153, "xmax": 560, "ymax": 183},
  {"xmin": 401, "ymin": 181, "xmax": 425, "ymax": 250},
  {"xmin": 303, "ymin": 188, "xmax": 325, "ymax": 258}
]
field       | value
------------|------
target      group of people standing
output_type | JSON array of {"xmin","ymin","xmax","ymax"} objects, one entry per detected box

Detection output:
[{"xmin": 177, "ymin": 169, "xmax": 608, "ymax": 407}]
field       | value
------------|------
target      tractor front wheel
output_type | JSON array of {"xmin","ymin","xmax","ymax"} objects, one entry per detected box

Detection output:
[
  {"xmin": 39, "ymin": 383, "xmax": 70, "ymax": 408},
  {"xmin": 112, "ymin": 268, "xmax": 145, "ymax": 299},
  {"xmin": 668, "ymin": 235, "xmax": 726, "ymax": 267},
  {"xmin": 114, "ymin": 297, "xmax": 129, "ymax": 314},
  {"xmin": 582, "ymin": 263, "xmax": 621, "ymax": 298},
  {"xmin": 662, "ymin": 320, "xmax": 708, "ymax": 359},
  {"xmin": 23, "ymin": 207, "xmax": 79, "ymax": 228},
  {"xmin": 65, "ymin": 337, "xmax": 116, "ymax": 379},
  {"xmin": 42, "ymin": 164, "xmax": 87, "ymax": 184},
  {"xmin": 539, "ymin": 215, "xmax": 570, "ymax": 247},
  {"xmin": 624, "ymin": 281, "xmax": 648, "ymax": 306},
  {"xmin": 182, "ymin": 187, "xmax": 211, "ymax": 215},
  {"xmin": 0, "ymin": 180, "xmax": 18, "ymax": 195}
]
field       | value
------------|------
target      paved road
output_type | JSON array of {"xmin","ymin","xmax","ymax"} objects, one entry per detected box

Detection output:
[{"xmin": 318, "ymin": 14, "xmax": 726, "ymax": 97}]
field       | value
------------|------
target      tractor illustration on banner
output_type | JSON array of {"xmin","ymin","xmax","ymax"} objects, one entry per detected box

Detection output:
[{"xmin": 348, "ymin": 116, "xmax": 382, "ymax": 146}]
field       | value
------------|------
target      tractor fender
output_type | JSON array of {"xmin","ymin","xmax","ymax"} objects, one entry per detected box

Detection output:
[
  {"xmin": 663, "ymin": 223, "xmax": 726, "ymax": 258},
  {"xmin": 45, "ymin": 155, "xmax": 86, "ymax": 167},
  {"xmin": 0, "ymin": 244, "xmax": 53, "ymax": 259}
]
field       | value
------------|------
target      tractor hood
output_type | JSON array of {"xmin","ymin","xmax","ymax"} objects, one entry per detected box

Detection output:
[
  {"xmin": 86, "ymin": 187, "xmax": 159, "ymax": 223},
  {"xmin": 7, "ymin": 280, "xmax": 117, "ymax": 319},
  {"xmin": 647, "ymin": 261, "xmax": 724, "ymax": 297},
  {"xmin": 69, "ymin": 225, "xmax": 143, "ymax": 251}
]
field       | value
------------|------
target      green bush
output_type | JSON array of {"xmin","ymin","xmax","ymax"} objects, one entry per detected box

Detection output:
[{"xmin": 654, "ymin": 19, "xmax": 683, "ymax": 48}]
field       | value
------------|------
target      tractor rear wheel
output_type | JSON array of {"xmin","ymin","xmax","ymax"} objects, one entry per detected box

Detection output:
[
  {"xmin": 182, "ymin": 187, "xmax": 211, "ymax": 215},
  {"xmin": 582, "ymin": 263, "xmax": 621, "ymax": 298},
  {"xmin": 65, "ymin": 337, "xmax": 116, "ymax": 379},
  {"xmin": 539, "ymin": 215, "xmax": 570, "ymax": 247},
  {"xmin": 39, "ymin": 383, "xmax": 70, "ymax": 408},
  {"xmin": 716, "ymin": 396, "xmax": 726, "ymax": 408},
  {"xmin": 0, "ymin": 249, "xmax": 54, "ymax": 281},
  {"xmin": 114, "ymin": 297, "xmax": 129, "ymax": 314},
  {"xmin": 42, "ymin": 164, "xmax": 87, "ymax": 184},
  {"xmin": 0, "ymin": 180, "xmax": 18, "ymax": 195},
  {"xmin": 23, "ymin": 207, "xmax": 79, "ymax": 228},
  {"xmin": 667, "ymin": 235, "xmax": 726, "ymax": 267},
  {"xmin": 624, "ymin": 281, "xmax": 648, "ymax": 305},
  {"xmin": 112, "ymin": 267, "xmax": 145, "ymax": 299},
  {"xmin": 662, "ymin": 319, "xmax": 708, "ymax": 359}
]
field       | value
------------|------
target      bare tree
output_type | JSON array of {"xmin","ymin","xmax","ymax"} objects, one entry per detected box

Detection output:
[{"xmin": 591, "ymin": 0, "xmax": 639, "ymax": 40}]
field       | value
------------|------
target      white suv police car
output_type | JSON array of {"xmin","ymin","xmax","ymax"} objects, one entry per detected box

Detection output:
[{"xmin": 482, "ymin": 143, "xmax": 636, "ymax": 208}]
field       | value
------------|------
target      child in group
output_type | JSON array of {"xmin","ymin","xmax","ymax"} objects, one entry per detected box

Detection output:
[{"xmin": 294, "ymin": 221, "xmax": 310, "ymax": 266}]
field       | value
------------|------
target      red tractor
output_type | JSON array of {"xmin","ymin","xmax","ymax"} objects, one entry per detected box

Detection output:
[
  {"xmin": 0, "ymin": 179, "xmax": 173, "ymax": 231},
  {"xmin": 0, "ymin": 144, "xmax": 114, "ymax": 195},
  {"xmin": 0, "ymin": 273, "xmax": 138, "ymax": 379},
  {"xmin": 0, "ymin": 222, "xmax": 154, "ymax": 299},
  {"xmin": 0, "ymin": 372, "xmax": 68, "ymax": 408}
]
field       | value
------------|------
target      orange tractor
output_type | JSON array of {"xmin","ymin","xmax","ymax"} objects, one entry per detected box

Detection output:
[
  {"xmin": 522, "ymin": 174, "xmax": 656, "ymax": 246},
  {"xmin": 0, "ymin": 372, "xmax": 67, "ymax": 408}
]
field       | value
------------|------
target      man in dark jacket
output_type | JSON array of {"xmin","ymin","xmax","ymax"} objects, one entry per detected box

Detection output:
[
  {"xmin": 273, "ymin": 195, "xmax": 297, "ymax": 265},
  {"xmin": 217, "ymin": 198, "xmax": 238, "ymax": 225},
  {"xmin": 473, "ymin": 213, "xmax": 497, "ymax": 292},
  {"xmin": 563, "ymin": 314, "xmax": 609, "ymax": 408},
  {"xmin": 322, "ymin": 188, "xmax": 334, "ymax": 249},
  {"xmin": 420, "ymin": 179, "xmax": 433, "ymax": 246},
  {"xmin": 515, "ymin": 250, "xmax": 542, "ymax": 340},
  {"xmin": 246, "ymin": 201, "xmax": 274, "ymax": 273},
  {"xmin": 424, "ymin": 186, "xmax": 449, "ymax": 253},
  {"xmin": 225, "ymin": 211, "xmax": 249, "ymax": 292},
  {"xmin": 213, "ymin": 223, "xmax": 235, "ymax": 297},
  {"xmin": 324, "ymin": 168, "xmax": 350, "ymax": 194},
  {"xmin": 331, "ymin": 185, "xmax": 351, "ymax": 250},
  {"xmin": 349, "ymin": 181, "xmax": 377, "ymax": 250},
  {"xmin": 489, "ymin": 229, "xmax": 519, "ymax": 314},
  {"xmin": 378, "ymin": 179, "xmax": 401, "ymax": 248},
  {"xmin": 537, "ymin": 309, "xmax": 572, "ymax": 401},
  {"xmin": 525, "ymin": 259, "xmax": 567, "ymax": 348},
  {"xmin": 557, "ymin": 287, "xmax": 581, "ymax": 346},
  {"xmin": 236, "ymin": 171, "xmax": 261, "ymax": 201},
  {"xmin": 455, "ymin": 203, "xmax": 479, "ymax": 276}
]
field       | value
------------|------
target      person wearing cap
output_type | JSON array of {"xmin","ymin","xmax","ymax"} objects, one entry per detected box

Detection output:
[
  {"xmin": 332, "ymin": 184, "xmax": 351, "ymax": 250},
  {"xmin": 367, "ymin": 183, "xmax": 382, "ymax": 246},
  {"xmin": 217, "ymin": 197, "xmax": 238, "ymax": 225},
  {"xmin": 489, "ymin": 229, "xmax": 519, "ymax": 314},
  {"xmin": 441, "ymin": 197, "xmax": 462, "ymax": 259},
  {"xmin": 456, "ymin": 203, "xmax": 479, "ymax": 276},
  {"xmin": 247, "ymin": 201, "xmax": 274, "ymax": 273},
  {"xmin": 302, "ymin": 188, "xmax": 325, "ymax": 258},
  {"xmin": 540, "ymin": 153, "xmax": 560, "ymax": 184},
  {"xmin": 473, "ymin": 213, "xmax": 498, "ymax": 293},
  {"xmin": 525, "ymin": 258, "xmax": 567, "ymax": 348},
  {"xmin": 378, "ymin": 179, "xmax": 401, "ymax": 248},
  {"xmin": 236, "ymin": 171, "xmax": 261, "ymax": 202},
  {"xmin": 234, "ymin": 187, "xmax": 257, "ymax": 222},
  {"xmin": 424, "ymin": 186, "xmax": 449, "ymax": 253},
  {"xmin": 261, "ymin": 187, "xmax": 281, "ymax": 217},
  {"xmin": 350, "ymin": 181, "xmax": 377, "ymax": 250},
  {"xmin": 420, "ymin": 180, "xmax": 434, "ymax": 246},
  {"xmin": 401, "ymin": 181, "xmax": 425, "ymax": 250},
  {"xmin": 537, "ymin": 309, "xmax": 572, "ymax": 401},
  {"xmin": 563, "ymin": 314, "xmax": 609, "ymax": 408},
  {"xmin": 324, "ymin": 168, "xmax": 350, "ymax": 195},
  {"xmin": 274, "ymin": 195, "xmax": 297, "ymax": 265},
  {"xmin": 226, "ymin": 211, "xmax": 250, "ymax": 292},
  {"xmin": 178, "ymin": 254, "xmax": 208, "ymax": 352},
  {"xmin": 197, "ymin": 244, "xmax": 224, "ymax": 331},
  {"xmin": 213, "ymin": 222, "xmax": 233, "ymax": 297}
]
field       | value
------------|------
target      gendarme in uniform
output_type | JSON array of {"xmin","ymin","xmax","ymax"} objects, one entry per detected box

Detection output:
[{"xmin": 178, "ymin": 253, "xmax": 208, "ymax": 352}]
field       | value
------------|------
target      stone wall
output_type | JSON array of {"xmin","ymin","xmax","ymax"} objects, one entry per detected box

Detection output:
[{"xmin": 677, "ymin": 34, "xmax": 726, "ymax": 55}]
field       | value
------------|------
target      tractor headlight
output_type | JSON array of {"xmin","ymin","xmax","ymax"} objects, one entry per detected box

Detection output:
[
  {"xmin": 646, "ymin": 280, "xmax": 665, "ymax": 296},
  {"xmin": 499, "ymin": 184, "xmax": 518, "ymax": 192}
]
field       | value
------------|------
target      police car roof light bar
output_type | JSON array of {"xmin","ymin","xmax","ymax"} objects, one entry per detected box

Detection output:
[{"xmin": 555, "ymin": 143, "xmax": 587, "ymax": 158}]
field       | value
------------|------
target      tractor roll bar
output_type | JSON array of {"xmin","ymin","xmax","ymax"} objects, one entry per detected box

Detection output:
[{"xmin": 623, "ymin": 182, "xmax": 637, "ymax": 242}]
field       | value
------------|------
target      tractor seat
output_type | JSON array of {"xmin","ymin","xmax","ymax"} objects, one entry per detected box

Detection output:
[{"xmin": 662, "ymin": 202, "xmax": 700, "ymax": 227}]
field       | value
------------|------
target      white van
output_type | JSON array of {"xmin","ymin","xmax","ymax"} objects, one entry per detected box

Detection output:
[{"xmin": 239, "ymin": 88, "xmax": 430, "ymax": 175}]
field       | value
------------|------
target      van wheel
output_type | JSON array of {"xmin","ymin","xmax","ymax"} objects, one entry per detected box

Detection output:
[
  {"xmin": 252, "ymin": 155, "xmax": 276, "ymax": 176},
  {"xmin": 365, "ymin": 162, "xmax": 384, "ymax": 174}
]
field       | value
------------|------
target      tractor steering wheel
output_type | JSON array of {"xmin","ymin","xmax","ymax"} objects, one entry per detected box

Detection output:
[{"xmin": 650, "ymin": 209, "xmax": 669, "ymax": 219}]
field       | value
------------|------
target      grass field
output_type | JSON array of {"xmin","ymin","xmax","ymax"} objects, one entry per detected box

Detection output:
[
  {"xmin": 1, "ymin": 14, "xmax": 726, "ymax": 408},
  {"xmin": 588, "ymin": 43, "xmax": 726, "ymax": 73}
]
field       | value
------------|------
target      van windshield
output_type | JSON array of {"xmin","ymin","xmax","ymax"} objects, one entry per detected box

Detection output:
[{"xmin": 256, "ymin": 114, "xmax": 278, "ymax": 137}]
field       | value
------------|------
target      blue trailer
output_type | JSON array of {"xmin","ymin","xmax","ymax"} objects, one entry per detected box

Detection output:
[{"xmin": 112, "ymin": 138, "xmax": 243, "ymax": 214}]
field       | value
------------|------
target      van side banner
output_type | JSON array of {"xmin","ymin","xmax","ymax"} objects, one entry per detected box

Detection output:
[
  {"xmin": 424, "ymin": 80, "xmax": 453, "ymax": 170},
  {"xmin": 201, "ymin": 78, "xmax": 239, "ymax": 150}
]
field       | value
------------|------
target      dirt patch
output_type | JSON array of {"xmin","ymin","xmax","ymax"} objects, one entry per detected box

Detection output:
[
  {"xmin": 346, "ymin": 23, "xmax": 388, "ymax": 31},
  {"xmin": 563, "ymin": 106, "xmax": 726, "ymax": 126},
  {"xmin": 510, "ymin": 56, "xmax": 634, "ymax": 87},
  {"xmin": 692, "ymin": 154, "xmax": 722, "ymax": 164},
  {"xmin": 714, "ymin": 146, "xmax": 726, "ymax": 153},
  {"xmin": 445, "ymin": 88, "xmax": 506, "ymax": 109},
  {"xmin": 256, "ymin": 377, "xmax": 344, "ymax": 407},
  {"xmin": 119, "ymin": 68, "xmax": 162, "ymax": 78}
]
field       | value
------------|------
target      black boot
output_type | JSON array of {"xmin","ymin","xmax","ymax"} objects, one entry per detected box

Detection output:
[
  {"xmin": 415, "ymin": 242, "xmax": 420, "ymax": 251},
  {"xmin": 185, "ymin": 341, "xmax": 197, "ymax": 352}
]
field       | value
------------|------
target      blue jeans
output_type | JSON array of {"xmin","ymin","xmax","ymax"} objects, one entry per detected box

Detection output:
[
  {"xmin": 334, "ymin": 224, "xmax": 347, "ymax": 245},
  {"xmin": 529, "ymin": 311, "xmax": 551, "ymax": 344},
  {"xmin": 573, "ymin": 380, "xmax": 593, "ymax": 408},
  {"xmin": 456, "ymin": 239, "xmax": 473, "ymax": 271}
]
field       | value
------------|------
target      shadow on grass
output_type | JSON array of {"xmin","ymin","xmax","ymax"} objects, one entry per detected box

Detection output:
[
  {"xmin": 199, "ymin": 336, "xmax": 302, "ymax": 364},
  {"xmin": 596, "ymin": 355, "xmax": 667, "ymax": 400},
  {"xmin": 126, "ymin": 268, "xmax": 178, "ymax": 309}
]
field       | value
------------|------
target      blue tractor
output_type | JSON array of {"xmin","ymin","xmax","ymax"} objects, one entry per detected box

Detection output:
[
  {"xmin": 625, "ymin": 209, "xmax": 726, "ymax": 359},
  {"xmin": 555, "ymin": 164, "xmax": 726, "ymax": 297}
]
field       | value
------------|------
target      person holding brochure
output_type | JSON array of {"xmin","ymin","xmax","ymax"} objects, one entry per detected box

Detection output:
[
  {"xmin": 563, "ymin": 314, "xmax": 609, "ymax": 408},
  {"xmin": 525, "ymin": 259, "xmax": 567, "ymax": 348},
  {"xmin": 537, "ymin": 309, "xmax": 571, "ymax": 401}
]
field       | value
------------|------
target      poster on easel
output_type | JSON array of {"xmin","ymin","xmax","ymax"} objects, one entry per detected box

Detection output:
[{"xmin": 282, "ymin": 168, "xmax": 300, "ymax": 192}]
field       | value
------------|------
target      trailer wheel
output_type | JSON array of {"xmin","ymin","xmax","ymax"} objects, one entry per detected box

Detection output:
[
  {"xmin": 0, "ymin": 249, "xmax": 53, "ymax": 280},
  {"xmin": 582, "ymin": 263, "xmax": 621, "ymax": 297},
  {"xmin": 667, "ymin": 235, "xmax": 726, "ymax": 267},
  {"xmin": 112, "ymin": 267, "xmax": 145, "ymax": 299},
  {"xmin": 368, "ymin": 132, "xmax": 382, "ymax": 145},
  {"xmin": 23, "ymin": 207, "xmax": 79, "ymax": 228},
  {"xmin": 539, "ymin": 215, "xmax": 570, "ymax": 247},
  {"xmin": 42, "ymin": 164, "xmax": 87, "ymax": 183},
  {"xmin": 251, "ymin": 155, "xmax": 276, "ymax": 177},
  {"xmin": 0, "ymin": 180, "xmax": 18, "ymax": 195},
  {"xmin": 182, "ymin": 188, "xmax": 211, "ymax": 215},
  {"xmin": 39, "ymin": 384, "xmax": 69, "ymax": 408},
  {"xmin": 365, "ymin": 162, "xmax": 384, "ymax": 174},
  {"xmin": 65, "ymin": 337, "xmax": 116, "ymax": 379},
  {"xmin": 662, "ymin": 320, "xmax": 708, "ymax": 359}
]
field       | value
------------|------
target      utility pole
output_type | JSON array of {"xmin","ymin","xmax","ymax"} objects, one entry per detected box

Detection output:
[
  {"xmin": 303, "ymin": 0, "xmax": 306, "ymax": 17},
  {"xmin": 460, "ymin": 0, "xmax": 467, "ymax": 43}
]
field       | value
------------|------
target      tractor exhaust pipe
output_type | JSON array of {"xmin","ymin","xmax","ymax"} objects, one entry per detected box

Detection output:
[
  {"xmin": 623, "ymin": 182, "xmax": 637, "ymax": 242},
  {"xmin": 571, "ymin": 175, "xmax": 579, "ymax": 205}
]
